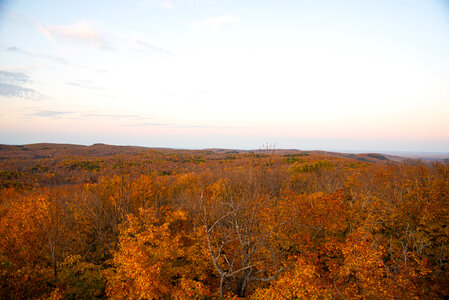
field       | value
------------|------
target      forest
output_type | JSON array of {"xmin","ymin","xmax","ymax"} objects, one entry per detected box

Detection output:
[{"xmin": 0, "ymin": 143, "xmax": 448, "ymax": 299}]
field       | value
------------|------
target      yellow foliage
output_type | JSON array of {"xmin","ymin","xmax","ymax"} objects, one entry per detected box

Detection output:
[{"xmin": 106, "ymin": 207, "xmax": 216, "ymax": 299}]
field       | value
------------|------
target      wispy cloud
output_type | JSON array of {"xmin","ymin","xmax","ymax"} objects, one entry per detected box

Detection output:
[
  {"xmin": 123, "ymin": 122, "xmax": 228, "ymax": 129},
  {"xmin": 0, "ymin": 82, "xmax": 41, "ymax": 100},
  {"xmin": 0, "ymin": 5, "xmax": 24, "ymax": 24},
  {"xmin": 80, "ymin": 113, "xmax": 146, "ymax": 120},
  {"xmin": 25, "ymin": 111, "xmax": 210, "ymax": 127},
  {"xmin": 0, "ymin": 69, "xmax": 30, "ymax": 83},
  {"xmin": 117, "ymin": 35, "xmax": 173, "ymax": 55},
  {"xmin": 0, "ymin": 70, "xmax": 41, "ymax": 100},
  {"xmin": 3, "ymin": 8, "xmax": 173, "ymax": 57},
  {"xmin": 25, "ymin": 109, "xmax": 149, "ymax": 121},
  {"xmin": 191, "ymin": 15, "xmax": 240, "ymax": 31},
  {"xmin": 78, "ymin": 65, "xmax": 108, "ymax": 73},
  {"xmin": 23, "ymin": 108, "xmax": 242, "ymax": 130},
  {"xmin": 29, "ymin": 110, "xmax": 71, "ymax": 118},
  {"xmin": 3, "ymin": 44, "xmax": 109, "ymax": 73},
  {"xmin": 205, "ymin": 15, "xmax": 240, "ymax": 30},
  {"xmin": 66, "ymin": 80, "xmax": 103, "ymax": 90},
  {"xmin": 124, "ymin": 122, "xmax": 179, "ymax": 127},
  {"xmin": 137, "ymin": 0, "xmax": 175, "ymax": 9},
  {"xmin": 5, "ymin": 45, "xmax": 68, "ymax": 64},
  {"xmin": 36, "ymin": 21, "xmax": 111, "ymax": 49},
  {"xmin": 1, "ymin": 64, "xmax": 47, "ymax": 72},
  {"xmin": 35, "ymin": 19, "xmax": 173, "ymax": 55},
  {"xmin": 161, "ymin": 2, "xmax": 174, "ymax": 9}
]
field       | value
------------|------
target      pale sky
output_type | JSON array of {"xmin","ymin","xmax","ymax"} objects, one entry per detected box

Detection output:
[{"xmin": 1, "ymin": 0, "xmax": 449, "ymax": 152}]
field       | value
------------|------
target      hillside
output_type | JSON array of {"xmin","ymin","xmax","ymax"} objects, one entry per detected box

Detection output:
[
  {"xmin": 0, "ymin": 143, "xmax": 398, "ymax": 190},
  {"xmin": 0, "ymin": 142, "xmax": 401, "ymax": 161},
  {"xmin": 0, "ymin": 143, "xmax": 448, "ymax": 299}
]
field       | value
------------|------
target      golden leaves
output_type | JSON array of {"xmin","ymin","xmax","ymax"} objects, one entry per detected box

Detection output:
[{"xmin": 107, "ymin": 207, "xmax": 215, "ymax": 299}]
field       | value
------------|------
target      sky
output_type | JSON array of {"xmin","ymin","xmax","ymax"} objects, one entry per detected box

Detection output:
[{"xmin": 1, "ymin": 0, "xmax": 449, "ymax": 152}]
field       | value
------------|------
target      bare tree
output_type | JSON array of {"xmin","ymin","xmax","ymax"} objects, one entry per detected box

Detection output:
[{"xmin": 200, "ymin": 167, "xmax": 288, "ymax": 298}]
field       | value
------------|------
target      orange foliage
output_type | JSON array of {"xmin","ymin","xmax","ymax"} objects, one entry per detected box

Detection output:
[
  {"xmin": 0, "ymin": 145, "xmax": 448, "ymax": 298},
  {"xmin": 106, "ymin": 207, "xmax": 215, "ymax": 299}
]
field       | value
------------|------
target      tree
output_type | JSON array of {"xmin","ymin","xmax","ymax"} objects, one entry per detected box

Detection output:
[
  {"xmin": 106, "ymin": 207, "xmax": 215, "ymax": 299},
  {"xmin": 200, "ymin": 170, "xmax": 289, "ymax": 298}
]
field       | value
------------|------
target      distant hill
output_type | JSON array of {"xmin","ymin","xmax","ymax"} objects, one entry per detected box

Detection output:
[
  {"xmin": 0, "ymin": 143, "xmax": 411, "ymax": 164},
  {"xmin": 0, "ymin": 143, "xmax": 155, "ymax": 160},
  {"xmin": 381, "ymin": 151, "xmax": 449, "ymax": 161}
]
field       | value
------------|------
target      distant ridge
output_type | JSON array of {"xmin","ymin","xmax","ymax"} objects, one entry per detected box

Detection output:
[{"xmin": 0, "ymin": 142, "xmax": 425, "ymax": 163}]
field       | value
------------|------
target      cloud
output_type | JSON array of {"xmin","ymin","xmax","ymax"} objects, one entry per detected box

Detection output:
[
  {"xmin": 36, "ymin": 21, "xmax": 110, "ymax": 49},
  {"xmin": 34, "ymin": 20, "xmax": 172, "ymax": 55},
  {"xmin": 191, "ymin": 15, "xmax": 240, "ymax": 31},
  {"xmin": 66, "ymin": 80, "xmax": 103, "ymax": 90},
  {"xmin": 205, "ymin": 15, "xmax": 240, "ymax": 30},
  {"xmin": 0, "ymin": 70, "xmax": 30, "ymax": 83},
  {"xmin": 78, "ymin": 65, "xmax": 108, "ymax": 73},
  {"xmin": 5, "ymin": 45, "xmax": 68, "ymax": 64},
  {"xmin": 0, "ymin": 64, "xmax": 46, "ymax": 72},
  {"xmin": 22, "ymin": 108, "xmax": 243, "ymax": 130},
  {"xmin": 80, "ymin": 113, "xmax": 145, "ymax": 120},
  {"xmin": 25, "ymin": 109, "xmax": 149, "ymax": 121},
  {"xmin": 5, "ymin": 46, "xmax": 19, "ymax": 52},
  {"xmin": 190, "ymin": 20, "xmax": 202, "ymax": 30},
  {"xmin": 161, "ymin": 2, "xmax": 174, "ymax": 8},
  {"xmin": 4, "ymin": 45, "xmax": 108, "ymax": 73},
  {"xmin": 123, "ymin": 122, "xmax": 170, "ymax": 127},
  {"xmin": 118, "ymin": 35, "xmax": 173, "ymax": 55},
  {"xmin": 29, "ymin": 110, "xmax": 71, "ymax": 118},
  {"xmin": 0, "ymin": 5, "xmax": 23, "ymax": 24},
  {"xmin": 0, "ymin": 70, "xmax": 41, "ymax": 100},
  {"xmin": 137, "ymin": 0, "xmax": 174, "ymax": 9},
  {"xmin": 124, "ymin": 122, "xmax": 221, "ymax": 129},
  {"xmin": 2, "ymin": 8, "xmax": 173, "ymax": 56},
  {"xmin": 0, "ymin": 82, "xmax": 41, "ymax": 100}
]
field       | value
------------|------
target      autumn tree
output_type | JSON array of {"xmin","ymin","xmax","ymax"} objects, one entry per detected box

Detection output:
[
  {"xmin": 200, "ymin": 167, "xmax": 290, "ymax": 298},
  {"xmin": 106, "ymin": 207, "xmax": 215, "ymax": 299}
]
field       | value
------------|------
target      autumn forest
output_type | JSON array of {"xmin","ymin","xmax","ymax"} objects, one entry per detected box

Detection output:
[{"xmin": 0, "ymin": 143, "xmax": 448, "ymax": 299}]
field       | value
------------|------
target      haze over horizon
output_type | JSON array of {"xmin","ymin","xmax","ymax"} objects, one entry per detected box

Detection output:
[{"xmin": 1, "ymin": 0, "xmax": 449, "ymax": 152}]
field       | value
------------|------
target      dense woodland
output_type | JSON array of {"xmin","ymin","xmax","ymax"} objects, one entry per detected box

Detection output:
[{"xmin": 0, "ymin": 143, "xmax": 448, "ymax": 299}]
